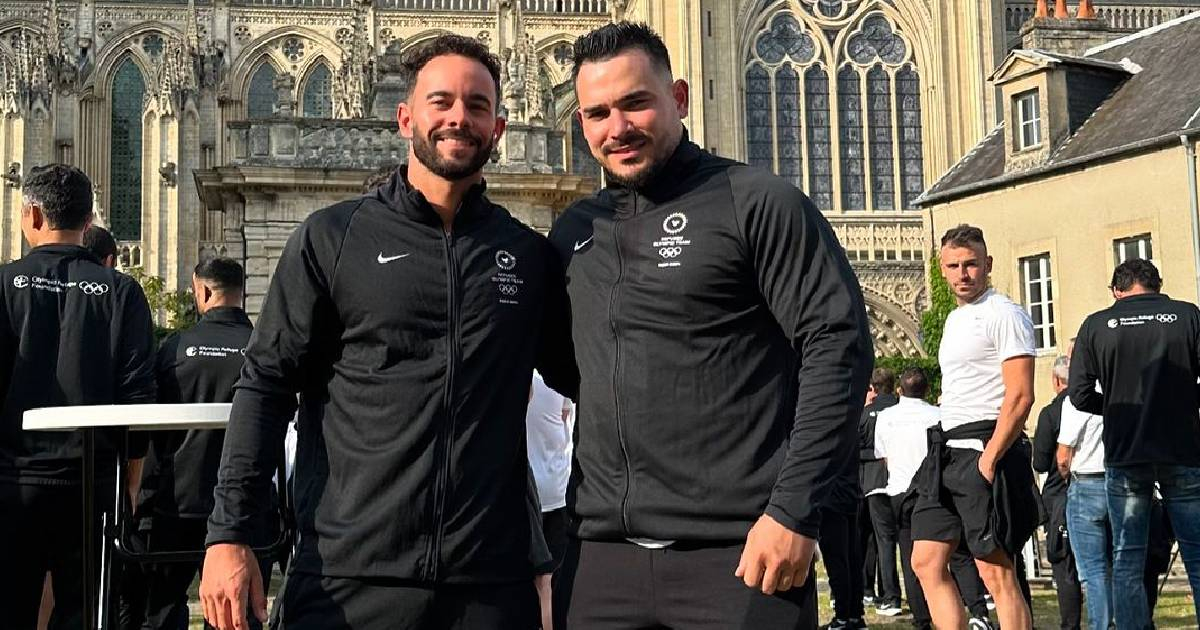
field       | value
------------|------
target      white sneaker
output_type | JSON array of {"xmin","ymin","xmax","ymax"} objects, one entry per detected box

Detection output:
[
  {"xmin": 968, "ymin": 617, "xmax": 995, "ymax": 630},
  {"xmin": 876, "ymin": 602, "xmax": 902, "ymax": 617}
]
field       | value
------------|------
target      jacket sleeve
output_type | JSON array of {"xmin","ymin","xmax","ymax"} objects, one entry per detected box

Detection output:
[
  {"xmin": 735, "ymin": 171, "xmax": 873, "ymax": 539},
  {"xmin": 114, "ymin": 277, "xmax": 157, "ymax": 405},
  {"xmin": 536, "ymin": 240, "xmax": 579, "ymax": 402},
  {"xmin": 526, "ymin": 463, "xmax": 555, "ymax": 574},
  {"xmin": 1068, "ymin": 318, "xmax": 1105, "ymax": 415},
  {"xmin": 1031, "ymin": 403, "xmax": 1056, "ymax": 473},
  {"xmin": 207, "ymin": 211, "xmax": 345, "ymax": 546}
]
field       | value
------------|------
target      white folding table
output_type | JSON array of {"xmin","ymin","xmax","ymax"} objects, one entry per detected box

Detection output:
[{"xmin": 23, "ymin": 404, "xmax": 291, "ymax": 630}]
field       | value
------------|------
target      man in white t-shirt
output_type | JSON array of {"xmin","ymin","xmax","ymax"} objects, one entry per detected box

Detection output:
[
  {"xmin": 874, "ymin": 367, "xmax": 941, "ymax": 629},
  {"xmin": 1056, "ymin": 371, "xmax": 1111, "ymax": 630},
  {"xmin": 911, "ymin": 225, "xmax": 1038, "ymax": 630},
  {"xmin": 527, "ymin": 370, "xmax": 575, "ymax": 630}
]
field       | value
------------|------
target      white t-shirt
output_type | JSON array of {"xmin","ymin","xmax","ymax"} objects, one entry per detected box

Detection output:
[
  {"xmin": 874, "ymin": 397, "xmax": 941, "ymax": 496},
  {"xmin": 526, "ymin": 371, "xmax": 574, "ymax": 512},
  {"xmin": 938, "ymin": 289, "xmax": 1037, "ymax": 432},
  {"xmin": 1057, "ymin": 397, "xmax": 1105, "ymax": 474}
]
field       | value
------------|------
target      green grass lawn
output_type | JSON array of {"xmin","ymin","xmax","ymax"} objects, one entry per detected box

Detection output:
[{"xmin": 187, "ymin": 568, "xmax": 1197, "ymax": 628}]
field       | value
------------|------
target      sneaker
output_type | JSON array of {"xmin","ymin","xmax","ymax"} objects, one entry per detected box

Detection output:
[
  {"xmin": 824, "ymin": 619, "xmax": 868, "ymax": 630},
  {"xmin": 984, "ymin": 594, "xmax": 996, "ymax": 611},
  {"xmin": 876, "ymin": 601, "xmax": 903, "ymax": 616},
  {"xmin": 968, "ymin": 617, "xmax": 995, "ymax": 630},
  {"xmin": 861, "ymin": 595, "xmax": 876, "ymax": 607}
]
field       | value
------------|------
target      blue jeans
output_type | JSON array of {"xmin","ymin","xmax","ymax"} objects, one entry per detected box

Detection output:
[
  {"xmin": 1066, "ymin": 476, "xmax": 1112, "ymax": 630},
  {"xmin": 1107, "ymin": 465, "xmax": 1200, "ymax": 629}
]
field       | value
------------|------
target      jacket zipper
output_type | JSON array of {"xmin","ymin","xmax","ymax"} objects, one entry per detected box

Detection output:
[
  {"xmin": 426, "ymin": 229, "xmax": 459, "ymax": 580},
  {"xmin": 610, "ymin": 200, "xmax": 634, "ymax": 535}
]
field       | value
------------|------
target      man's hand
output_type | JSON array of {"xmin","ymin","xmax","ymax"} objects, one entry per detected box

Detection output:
[
  {"xmin": 535, "ymin": 573, "xmax": 553, "ymax": 629},
  {"xmin": 978, "ymin": 450, "xmax": 997, "ymax": 484},
  {"xmin": 734, "ymin": 514, "xmax": 816, "ymax": 595},
  {"xmin": 1056, "ymin": 444, "xmax": 1075, "ymax": 481},
  {"xmin": 200, "ymin": 543, "xmax": 267, "ymax": 630}
]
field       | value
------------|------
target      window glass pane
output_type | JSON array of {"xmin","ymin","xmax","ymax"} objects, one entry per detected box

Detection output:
[
  {"xmin": 838, "ymin": 66, "xmax": 865, "ymax": 210},
  {"xmin": 866, "ymin": 65, "xmax": 894, "ymax": 211},
  {"xmin": 110, "ymin": 59, "xmax": 145, "ymax": 241},
  {"xmin": 247, "ymin": 62, "xmax": 279, "ymax": 118},
  {"xmin": 301, "ymin": 63, "xmax": 333, "ymax": 118},
  {"xmin": 745, "ymin": 64, "xmax": 774, "ymax": 170},
  {"xmin": 775, "ymin": 65, "xmax": 802, "ymax": 188},
  {"xmin": 804, "ymin": 66, "xmax": 834, "ymax": 209},
  {"xmin": 896, "ymin": 66, "xmax": 924, "ymax": 210}
]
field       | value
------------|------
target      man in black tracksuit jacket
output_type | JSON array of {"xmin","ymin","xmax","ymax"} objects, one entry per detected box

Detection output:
[
  {"xmin": 554, "ymin": 24, "xmax": 872, "ymax": 629},
  {"xmin": 1068, "ymin": 258, "xmax": 1200, "ymax": 628},
  {"xmin": 860, "ymin": 372, "xmax": 902, "ymax": 617},
  {"xmin": 201, "ymin": 35, "xmax": 577, "ymax": 630},
  {"xmin": 120, "ymin": 258, "xmax": 273, "ymax": 630},
  {"xmin": 0, "ymin": 164, "xmax": 157, "ymax": 628},
  {"xmin": 1031, "ymin": 357, "xmax": 1081, "ymax": 630}
]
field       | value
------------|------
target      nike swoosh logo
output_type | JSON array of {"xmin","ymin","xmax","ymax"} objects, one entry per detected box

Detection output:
[
  {"xmin": 574, "ymin": 236, "xmax": 594, "ymax": 252},
  {"xmin": 377, "ymin": 253, "xmax": 410, "ymax": 264}
]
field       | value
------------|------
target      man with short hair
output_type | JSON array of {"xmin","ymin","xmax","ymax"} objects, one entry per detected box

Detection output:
[
  {"xmin": 83, "ymin": 225, "xmax": 119, "ymax": 269},
  {"xmin": 552, "ymin": 21, "xmax": 872, "ymax": 629},
  {"xmin": 911, "ymin": 224, "xmax": 1038, "ymax": 630},
  {"xmin": 200, "ymin": 34, "xmax": 576, "ymax": 630},
  {"xmin": 119, "ymin": 258, "xmax": 272, "ymax": 630},
  {"xmin": 1031, "ymin": 356, "xmax": 1083, "ymax": 630},
  {"xmin": 874, "ymin": 367, "xmax": 941, "ymax": 630},
  {"xmin": 861, "ymin": 367, "xmax": 902, "ymax": 618},
  {"xmin": 0, "ymin": 164, "xmax": 157, "ymax": 627},
  {"xmin": 1069, "ymin": 258, "xmax": 1200, "ymax": 628}
]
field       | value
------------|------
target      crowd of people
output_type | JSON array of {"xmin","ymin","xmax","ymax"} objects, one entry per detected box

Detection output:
[{"xmin": 1, "ymin": 18, "xmax": 1199, "ymax": 630}]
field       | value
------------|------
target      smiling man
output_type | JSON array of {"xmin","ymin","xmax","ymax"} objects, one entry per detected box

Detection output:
[
  {"xmin": 549, "ymin": 22, "xmax": 873, "ymax": 629},
  {"xmin": 910, "ymin": 225, "xmax": 1038, "ymax": 630},
  {"xmin": 199, "ymin": 34, "xmax": 576, "ymax": 630}
]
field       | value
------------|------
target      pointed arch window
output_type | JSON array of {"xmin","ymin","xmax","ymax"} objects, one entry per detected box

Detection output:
[
  {"xmin": 743, "ymin": 11, "xmax": 925, "ymax": 211},
  {"xmin": 569, "ymin": 115, "xmax": 601, "ymax": 177},
  {"xmin": 110, "ymin": 58, "xmax": 145, "ymax": 241},
  {"xmin": 247, "ymin": 61, "xmax": 279, "ymax": 118},
  {"xmin": 301, "ymin": 62, "xmax": 332, "ymax": 118}
]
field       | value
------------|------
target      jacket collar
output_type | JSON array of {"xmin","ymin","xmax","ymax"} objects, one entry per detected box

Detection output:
[
  {"xmin": 368, "ymin": 164, "xmax": 492, "ymax": 231},
  {"xmin": 200, "ymin": 306, "xmax": 252, "ymax": 326},
  {"xmin": 27, "ymin": 243, "xmax": 101, "ymax": 265},
  {"xmin": 604, "ymin": 128, "xmax": 703, "ymax": 215}
]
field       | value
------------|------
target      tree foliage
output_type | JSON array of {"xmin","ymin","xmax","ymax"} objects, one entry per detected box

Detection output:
[{"xmin": 125, "ymin": 267, "xmax": 196, "ymax": 339}]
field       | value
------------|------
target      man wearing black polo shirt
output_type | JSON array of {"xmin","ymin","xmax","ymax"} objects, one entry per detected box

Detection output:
[
  {"xmin": 0, "ymin": 164, "xmax": 157, "ymax": 628},
  {"xmin": 911, "ymin": 225, "xmax": 1038, "ymax": 630},
  {"xmin": 119, "ymin": 258, "xmax": 269, "ymax": 630},
  {"xmin": 1069, "ymin": 258, "xmax": 1200, "ymax": 629}
]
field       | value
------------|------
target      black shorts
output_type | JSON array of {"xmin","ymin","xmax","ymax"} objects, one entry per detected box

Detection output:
[{"xmin": 911, "ymin": 438, "xmax": 1037, "ymax": 559}]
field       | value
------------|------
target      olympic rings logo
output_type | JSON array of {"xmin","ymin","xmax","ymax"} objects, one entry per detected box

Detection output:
[
  {"xmin": 1157, "ymin": 313, "xmax": 1178, "ymax": 323},
  {"xmin": 78, "ymin": 281, "xmax": 110, "ymax": 295},
  {"xmin": 658, "ymin": 247, "xmax": 683, "ymax": 259},
  {"xmin": 498, "ymin": 284, "xmax": 519, "ymax": 296}
]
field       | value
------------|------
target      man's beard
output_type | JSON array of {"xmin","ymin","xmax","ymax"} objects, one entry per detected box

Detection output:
[
  {"xmin": 411, "ymin": 126, "xmax": 494, "ymax": 181},
  {"xmin": 601, "ymin": 133, "xmax": 671, "ymax": 191}
]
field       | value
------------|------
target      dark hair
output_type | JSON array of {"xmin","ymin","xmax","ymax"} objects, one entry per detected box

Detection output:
[
  {"xmin": 22, "ymin": 164, "xmax": 93, "ymax": 231},
  {"xmin": 401, "ymin": 34, "xmax": 501, "ymax": 104},
  {"xmin": 82, "ymin": 225, "xmax": 117, "ymax": 262},
  {"xmin": 870, "ymin": 367, "xmax": 896, "ymax": 393},
  {"xmin": 1111, "ymin": 258, "xmax": 1162, "ymax": 293},
  {"xmin": 899, "ymin": 367, "xmax": 930, "ymax": 399},
  {"xmin": 194, "ymin": 257, "xmax": 245, "ymax": 294},
  {"xmin": 940, "ymin": 224, "xmax": 987, "ymax": 252},
  {"xmin": 362, "ymin": 166, "xmax": 396, "ymax": 193},
  {"xmin": 571, "ymin": 21, "xmax": 673, "ymax": 81}
]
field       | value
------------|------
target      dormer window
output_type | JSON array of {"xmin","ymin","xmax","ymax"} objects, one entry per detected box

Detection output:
[{"xmin": 1016, "ymin": 90, "xmax": 1042, "ymax": 149}]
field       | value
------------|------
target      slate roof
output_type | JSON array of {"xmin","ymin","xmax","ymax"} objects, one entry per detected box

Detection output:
[{"xmin": 918, "ymin": 11, "xmax": 1200, "ymax": 204}]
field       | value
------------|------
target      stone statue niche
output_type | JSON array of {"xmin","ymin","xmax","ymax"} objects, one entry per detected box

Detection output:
[{"xmin": 370, "ymin": 39, "xmax": 408, "ymax": 121}]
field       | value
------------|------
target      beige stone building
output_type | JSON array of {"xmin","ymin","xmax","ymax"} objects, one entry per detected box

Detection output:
[
  {"xmin": 0, "ymin": 0, "xmax": 1196, "ymax": 355},
  {"xmin": 918, "ymin": 10, "xmax": 1200, "ymax": 407}
]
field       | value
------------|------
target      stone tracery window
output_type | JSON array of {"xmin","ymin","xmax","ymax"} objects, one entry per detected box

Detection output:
[
  {"xmin": 301, "ymin": 62, "xmax": 332, "ymax": 118},
  {"xmin": 743, "ymin": 10, "xmax": 925, "ymax": 212},
  {"xmin": 109, "ymin": 58, "xmax": 145, "ymax": 241},
  {"xmin": 247, "ymin": 60, "xmax": 279, "ymax": 118}
]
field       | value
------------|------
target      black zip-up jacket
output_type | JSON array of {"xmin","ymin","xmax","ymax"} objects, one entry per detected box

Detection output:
[
  {"xmin": 0, "ymin": 244, "xmax": 156, "ymax": 484},
  {"xmin": 207, "ymin": 168, "xmax": 577, "ymax": 583},
  {"xmin": 137, "ymin": 307, "xmax": 253, "ymax": 519},
  {"xmin": 548, "ymin": 136, "xmax": 873, "ymax": 540},
  {"xmin": 1031, "ymin": 391, "xmax": 1068, "ymax": 502},
  {"xmin": 1069, "ymin": 292, "xmax": 1200, "ymax": 467},
  {"xmin": 859, "ymin": 393, "xmax": 898, "ymax": 497}
]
